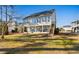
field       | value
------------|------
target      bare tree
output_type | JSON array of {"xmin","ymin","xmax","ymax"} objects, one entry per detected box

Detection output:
[
  {"xmin": 4, "ymin": 5, "xmax": 14, "ymax": 35},
  {"xmin": 0, "ymin": 5, "xmax": 14, "ymax": 40}
]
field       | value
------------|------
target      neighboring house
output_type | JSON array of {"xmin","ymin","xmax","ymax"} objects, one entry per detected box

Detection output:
[
  {"xmin": 71, "ymin": 20, "xmax": 79, "ymax": 33},
  {"xmin": 60, "ymin": 25, "xmax": 72, "ymax": 33},
  {"xmin": 23, "ymin": 9, "xmax": 56, "ymax": 34},
  {"xmin": 0, "ymin": 19, "xmax": 17, "ymax": 34},
  {"xmin": 7, "ymin": 20, "xmax": 17, "ymax": 33}
]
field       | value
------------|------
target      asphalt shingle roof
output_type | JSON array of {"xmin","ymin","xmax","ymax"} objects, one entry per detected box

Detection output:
[{"xmin": 23, "ymin": 9, "xmax": 55, "ymax": 19}]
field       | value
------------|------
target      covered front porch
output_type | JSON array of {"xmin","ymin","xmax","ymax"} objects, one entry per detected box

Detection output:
[{"xmin": 24, "ymin": 25, "xmax": 51, "ymax": 34}]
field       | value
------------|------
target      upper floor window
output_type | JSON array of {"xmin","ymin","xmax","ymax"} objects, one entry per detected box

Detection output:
[
  {"xmin": 37, "ymin": 17, "xmax": 41, "ymax": 23},
  {"xmin": 32, "ymin": 18, "xmax": 35, "ymax": 24},
  {"xmin": 42, "ymin": 16, "xmax": 46, "ymax": 22},
  {"xmin": 47, "ymin": 16, "xmax": 51, "ymax": 22},
  {"xmin": 32, "ymin": 18, "xmax": 37, "ymax": 24},
  {"xmin": 42, "ymin": 16, "xmax": 51, "ymax": 22}
]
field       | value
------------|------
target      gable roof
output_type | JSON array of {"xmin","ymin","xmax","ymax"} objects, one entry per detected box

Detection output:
[
  {"xmin": 23, "ymin": 9, "xmax": 55, "ymax": 20},
  {"xmin": 63, "ymin": 25, "xmax": 71, "ymax": 28}
]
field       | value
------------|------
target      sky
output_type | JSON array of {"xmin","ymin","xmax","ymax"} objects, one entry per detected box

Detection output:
[{"xmin": 13, "ymin": 5, "xmax": 79, "ymax": 27}]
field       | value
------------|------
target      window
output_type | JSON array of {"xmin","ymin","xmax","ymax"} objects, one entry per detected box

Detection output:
[
  {"xmin": 36, "ymin": 26, "xmax": 42, "ymax": 32},
  {"xmin": 42, "ymin": 16, "xmax": 46, "ymax": 22},
  {"xmin": 47, "ymin": 16, "xmax": 51, "ymax": 22},
  {"xmin": 32, "ymin": 18, "xmax": 37, "ymax": 24},
  {"xmin": 42, "ymin": 16, "xmax": 51, "ymax": 22},
  {"xmin": 30, "ymin": 27, "xmax": 35, "ymax": 32},
  {"xmin": 43, "ymin": 25, "xmax": 49, "ymax": 32},
  {"xmin": 37, "ymin": 17, "xmax": 41, "ymax": 23}
]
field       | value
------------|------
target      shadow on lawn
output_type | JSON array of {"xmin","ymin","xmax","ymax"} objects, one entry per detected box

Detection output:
[
  {"xmin": 16, "ymin": 34, "xmax": 49, "ymax": 38},
  {"xmin": 0, "ymin": 45, "xmax": 79, "ymax": 54},
  {"xmin": 0, "ymin": 42, "xmax": 47, "ymax": 54},
  {"xmin": 22, "ymin": 42, "xmax": 46, "ymax": 47},
  {"xmin": 0, "ymin": 40, "xmax": 79, "ymax": 54},
  {"xmin": 0, "ymin": 35, "xmax": 79, "ymax": 54}
]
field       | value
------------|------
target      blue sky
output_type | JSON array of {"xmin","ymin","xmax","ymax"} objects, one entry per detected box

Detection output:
[{"xmin": 14, "ymin": 5, "xmax": 79, "ymax": 27}]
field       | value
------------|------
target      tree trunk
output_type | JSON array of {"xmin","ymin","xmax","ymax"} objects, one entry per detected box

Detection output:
[
  {"xmin": 1, "ymin": 23, "xmax": 4, "ymax": 39},
  {"xmin": 5, "ymin": 5, "xmax": 8, "ymax": 35},
  {"xmin": 49, "ymin": 9, "xmax": 56, "ymax": 37},
  {"xmin": 0, "ymin": 6, "xmax": 4, "ymax": 40},
  {"xmin": 49, "ymin": 24, "xmax": 55, "ymax": 37}
]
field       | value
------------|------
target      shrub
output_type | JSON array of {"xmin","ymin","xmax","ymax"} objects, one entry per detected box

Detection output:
[{"xmin": 55, "ymin": 28, "xmax": 59, "ymax": 34}]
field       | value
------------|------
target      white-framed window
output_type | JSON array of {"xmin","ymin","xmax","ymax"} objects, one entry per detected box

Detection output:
[
  {"xmin": 37, "ymin": 17, "xmax": 41, "ymax": 23},
  {"xmin": 30, "ymin": 27, "xmax": 35, "ymax": 32},
  {"xmin": 43, "ymin": 25, "xmax": 50, "ymax": 32},
  {"xmin": 32, "ymin": 18, "xmax": 37, "ymax": 24},
  {"xmin": 36, "ymin": 26, "xmax": 42, "ymax": 32},
  {"xmin": 47, "ymin": 16, "xmax": 51, "ymax": 22},
  {"xmin": 42, "ymin": 16, "xmax": 46, "ymax": 22}
]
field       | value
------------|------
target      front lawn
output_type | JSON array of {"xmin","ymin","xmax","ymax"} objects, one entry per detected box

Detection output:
[{"xmin": 0, "ymin": 34, "xmax": 79, "ymax": 54}]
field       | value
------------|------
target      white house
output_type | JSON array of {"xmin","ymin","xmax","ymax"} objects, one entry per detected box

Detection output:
[
  {"xmin": 23, "ymin": 9, "xmax": 56, "ymax": 34},
  {"xmin": 71, "ymin": 20, "xmax": 79, "ymax": 33},
  {"xmin": 7, "ymin": 20, "xmax": 17, "ymax": 33},
  {"xmin": 60, "ymin": 25, "xmax": 72, "ymax": 33}
]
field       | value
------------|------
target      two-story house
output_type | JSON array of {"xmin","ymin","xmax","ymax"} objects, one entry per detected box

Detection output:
[{"xmin": 23, "ymin": 9, "xmax": 56, "ymax": 34}]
